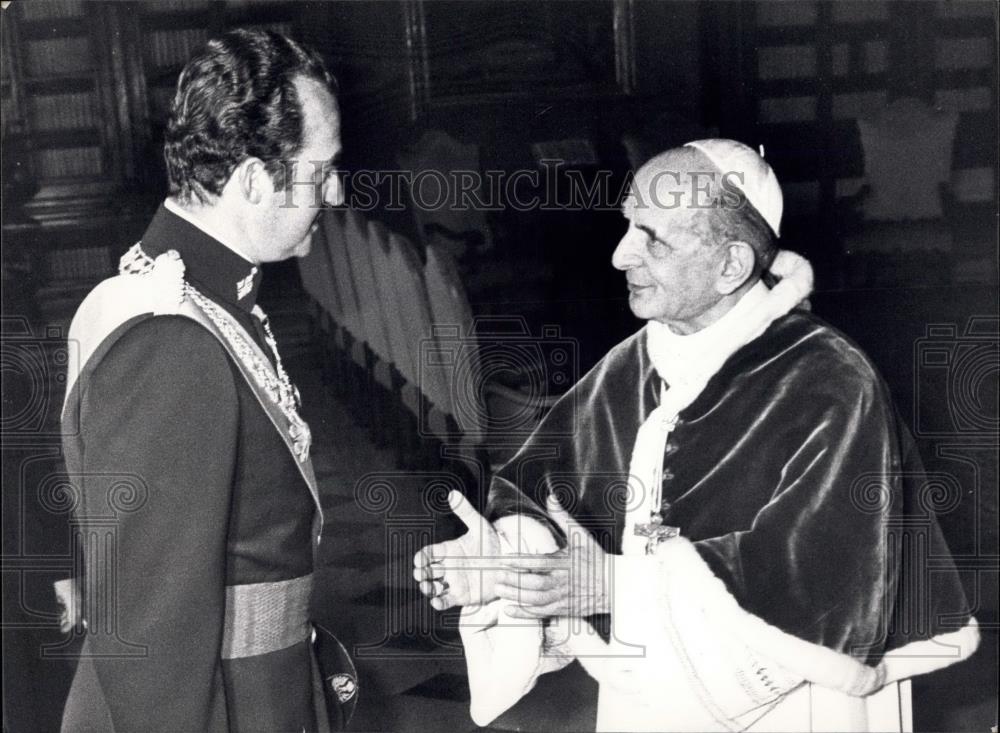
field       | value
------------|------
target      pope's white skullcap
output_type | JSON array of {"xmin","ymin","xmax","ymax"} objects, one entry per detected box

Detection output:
[{"xmin": 684, "ymin": 138, "xmax": 783, "ymax": 237}]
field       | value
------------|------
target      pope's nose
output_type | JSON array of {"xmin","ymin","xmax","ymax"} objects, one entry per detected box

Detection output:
[{"xmin": 612, "ymin": 228, "xmax": 643, "ymax": 271}]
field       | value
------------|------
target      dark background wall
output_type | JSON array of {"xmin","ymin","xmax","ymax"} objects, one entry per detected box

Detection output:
[{"xmin": 3, "ymin": 2, "xmax": 997, "ymax": 319}]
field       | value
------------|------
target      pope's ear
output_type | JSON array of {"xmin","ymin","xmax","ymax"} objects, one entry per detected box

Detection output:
[
  {"xmin": 232, "ymin": 157, "xmax": 272, "ymax": 205},
  {"xmin": 716, "ymin": 240, "xmax": 755, "ymax": 295}
]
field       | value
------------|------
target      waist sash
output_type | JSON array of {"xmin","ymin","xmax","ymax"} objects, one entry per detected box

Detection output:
[{"xmin": 222, "ymin": 573, "xmax": 313, "ymax": 659}]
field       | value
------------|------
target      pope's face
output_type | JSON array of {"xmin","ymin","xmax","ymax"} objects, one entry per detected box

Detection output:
[
  {"xmin": 611, "ymin": 162, "xmax": 725, "ymax": 334},
  {"xmin": 256, "ymin": 76, "xmax": 343, "ymax": 262}
]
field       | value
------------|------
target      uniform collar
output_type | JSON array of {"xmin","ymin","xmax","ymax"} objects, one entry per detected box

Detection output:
[{"xmin": 141, "ymin": 202, "xmax": 262, "ymax": 313}]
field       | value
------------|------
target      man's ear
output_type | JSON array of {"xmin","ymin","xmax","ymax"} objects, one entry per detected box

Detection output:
[
  {"xmin": 715, "ymin": 240, "xmax": 755, "ymax": 295},
  {"xmin": 233, "ymin": 157, "xmax": 271, "ymax": 206}
]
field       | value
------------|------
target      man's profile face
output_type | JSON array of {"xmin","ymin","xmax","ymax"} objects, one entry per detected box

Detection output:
[
  {"xmin": 612, "ymin": 156, "xmax": 726, "ymax": 334},
  {"xmin": 257, "ymin": 76, "xmax": 342, "ymax": 262}
]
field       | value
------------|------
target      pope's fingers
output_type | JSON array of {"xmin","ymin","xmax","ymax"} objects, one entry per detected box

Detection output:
[
  {"xmin": 498, "ymin": 569, "xmax": 553, "ymax": 591},
  {"xmin": 414, "ymin": 539, "xmax": 459, "ymax": 567},
  {"xmin": 501, "ymin": 553, "xmax": 570, "ymax": 572},
  {"xmin": 413, "ymin": 544, "xmax": 445, "ymax": 567},
  {"xmin": 447, "ymin": 490, "xmax": 491, "ymax": 534},
  {"xmin": 412, "ymin": 562, "xmax": 444, "ymax": 583},
  {"xmin": 420, "ymin": 573, "xmax": 456, "ymax": 610},
  {"xmin": 503, "ymin": 603, "xmax": 556, "ymax": 619},
  {"xmin": 413, "ymin": 546, "xmax": 431, "ymax": 568},
  {"xmin": 430, "ymin": 594, "xmax": 455, "ymax": 611},
  {"xmin": 419, "ymin": 579, "xmax": 448, "ymax": 598},
  {"xmin": 495, "ymin": 584, "xmax": 561, "ymax": 607}
]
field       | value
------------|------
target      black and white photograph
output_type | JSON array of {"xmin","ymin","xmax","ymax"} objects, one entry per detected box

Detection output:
[{"xmin": 1, "ymin": 1, "xmax": 997, "ymax": 731}]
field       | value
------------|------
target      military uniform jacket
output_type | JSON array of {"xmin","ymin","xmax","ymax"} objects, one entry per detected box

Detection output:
[{"xmin": 60, "ymin": 206, "xmax": 325, "ymax": 732}]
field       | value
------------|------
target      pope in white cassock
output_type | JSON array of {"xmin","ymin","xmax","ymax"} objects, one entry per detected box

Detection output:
[{"xmin": 413, "ymin": 140, "xmax": 978, "ymax": 732}]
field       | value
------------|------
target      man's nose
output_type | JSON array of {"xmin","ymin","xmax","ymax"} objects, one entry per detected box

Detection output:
[{"xmin": 612, "ymin": 229, "xmax": 642, "ymax": 271}]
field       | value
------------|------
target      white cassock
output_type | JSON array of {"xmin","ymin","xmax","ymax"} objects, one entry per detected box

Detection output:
[
  {"xmin": 461, "ymin": 515, "xmax": 978, "ymax": 732},
  {"xmin": 459, "ymin": 253, "xmax": 979, "ymax": 732}
]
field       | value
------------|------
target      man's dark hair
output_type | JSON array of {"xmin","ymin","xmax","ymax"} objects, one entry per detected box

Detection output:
[{"xmin": 164, "ymin": 29, "xmax": 336, "ymax": 204}]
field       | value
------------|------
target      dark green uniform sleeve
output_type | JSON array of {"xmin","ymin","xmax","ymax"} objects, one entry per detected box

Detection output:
[{"xmin": 78, "ymin": 316, "xmax": 238, "ymax": 731}]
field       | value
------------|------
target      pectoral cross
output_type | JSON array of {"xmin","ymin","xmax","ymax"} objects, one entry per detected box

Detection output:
[{"xmin": 633, "ymin": 512, "xmax": 680, "ymax": 555}]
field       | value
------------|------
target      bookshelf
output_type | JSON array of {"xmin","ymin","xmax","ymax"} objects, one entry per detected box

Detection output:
[
  {"xmin": 746, "ymin": 0, "xmax": 996, "ymax": 285},
  {"xmin": 1, "ymin": 0, "xmax": 301, "ymax": 299},
  {"xmin": 2, "ymin": 0, "xmax": 139, "ymax": 293},
  {"xmin": 6, "ymin": 2, "xmax": 117, "ymax": 198}
]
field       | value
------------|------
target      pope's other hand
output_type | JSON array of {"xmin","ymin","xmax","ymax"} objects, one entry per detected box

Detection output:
[{"xmin": 495, "ymin": 494, "xmax": 611, "ymax": 619}]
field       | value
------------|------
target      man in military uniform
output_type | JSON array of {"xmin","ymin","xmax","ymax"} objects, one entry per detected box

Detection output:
[{"xmin": 59, "ymin": 29, "xmax": 344, "ymax": 731}]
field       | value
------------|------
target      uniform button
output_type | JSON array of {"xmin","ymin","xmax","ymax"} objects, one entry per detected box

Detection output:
[
  {"xmin": 664, "ymin": 442, "xmax": 678, "ymax": 455},
  {"xmin": 662, "ymin": 469, "xmax": 675, "ymax": 482}
]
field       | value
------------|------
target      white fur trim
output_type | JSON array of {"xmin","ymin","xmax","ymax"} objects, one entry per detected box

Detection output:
[
  {"xmin": 768, "ymin": 249, "xmax": 814, "ymax": 292},
  {"xmin": 460, "ymin": 515, "xmax": 568, "ymax": 727},
  {"xmin": 571, "ymin": 536, "xmax": 978, "ymax": 730},
  {"xmin": 878, "ymin": 620, "xmax": 980, "ymax": 690}
]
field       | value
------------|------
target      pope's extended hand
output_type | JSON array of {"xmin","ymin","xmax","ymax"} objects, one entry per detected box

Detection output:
[
  {"xmin": 496, "ymin": 494, "xmax": 610, "ymax": 619},
  {"xmin": 413, "ymin": 490, "xmax": 502, "ymax": 611}
]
